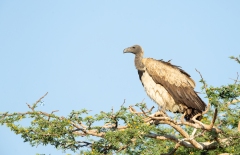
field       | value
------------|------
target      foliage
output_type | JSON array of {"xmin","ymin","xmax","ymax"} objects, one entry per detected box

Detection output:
[
  {"xmin": 229, "ymin": 55, "xmax": 240, "ymax": 64},
  {"xmin": 1, "ymin": 56, "xmax": 240, "ymax": 155}
]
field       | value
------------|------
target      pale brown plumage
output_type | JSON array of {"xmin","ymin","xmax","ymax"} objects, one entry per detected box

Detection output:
[{"xmin": 123, "ymin": 45, "xmax": 206, "ymax": 121}]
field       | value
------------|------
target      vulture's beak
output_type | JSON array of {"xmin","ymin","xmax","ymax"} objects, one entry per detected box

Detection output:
[{"xmin": 123, "ymin": 48, "xmax": 130, "ymax": 53}]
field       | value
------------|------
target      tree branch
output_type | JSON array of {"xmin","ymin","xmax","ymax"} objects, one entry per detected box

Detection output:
[{"xmin": 146, "ymin": 133, "xmax": 218, "ymax": 150}]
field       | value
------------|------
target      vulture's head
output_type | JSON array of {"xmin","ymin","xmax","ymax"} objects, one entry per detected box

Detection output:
[{"xmin": 123, "ymin": 45, "xmax": 143, "ymax": 55}]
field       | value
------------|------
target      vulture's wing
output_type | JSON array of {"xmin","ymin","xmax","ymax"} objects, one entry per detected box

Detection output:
[{"xmin": 142, "ymin": 58, "xmax": 206, "ymax": 111}]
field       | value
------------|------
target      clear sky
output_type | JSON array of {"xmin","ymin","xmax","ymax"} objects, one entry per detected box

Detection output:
[{"xmin": 0, "ymin": 1, "xmax": 239, "ymax": 155}]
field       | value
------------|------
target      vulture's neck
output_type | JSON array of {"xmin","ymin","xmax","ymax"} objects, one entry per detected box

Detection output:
[{"xmin": 134, "ymin": 52, "xmax": 145, "ymax": 71}]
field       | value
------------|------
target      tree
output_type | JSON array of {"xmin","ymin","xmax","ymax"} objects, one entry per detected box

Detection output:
[{"xmin": 1, "ymin": 56, "xmax": 240, "ymax": 155}]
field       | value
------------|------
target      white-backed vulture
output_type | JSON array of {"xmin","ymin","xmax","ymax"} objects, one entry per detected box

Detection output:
[{"xmin": 123, "ymin": 45, "xmax": 206, "ymax": 121}]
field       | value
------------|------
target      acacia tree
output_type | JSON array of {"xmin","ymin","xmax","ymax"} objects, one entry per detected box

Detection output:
[{"xmin": 1, "ymin": 56, "xmax": 240, "ymax": 155}]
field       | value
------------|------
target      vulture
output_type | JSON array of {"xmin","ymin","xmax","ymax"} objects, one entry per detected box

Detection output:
[{"xmin": 123, "ymin": 45, "xmax": 206, "ymax": 121}]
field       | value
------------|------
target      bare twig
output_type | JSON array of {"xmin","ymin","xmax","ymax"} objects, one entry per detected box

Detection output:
[
  {"xmin": 195, "ymin": 69, "xmax": 207, "ymax": 91},
  {"xmin": 227, "ymin": 99, "xmax": 240, "ymax": 106},
  {"xmin": 129, "ymin": 105, "xmax": 155, "ymax": 115},
  {"xmin": 191, "ymin": 128, "xmax": 197, "ymax": 137},
  {"xmin": 192, "ymin": 109, "xmax": 218, "ymax": 131},
  {"xmin": 32, "ymin": 92, "xmax": 48, "ymax": 109},
  {"xmin": 26, "ymin": 92, "xmax": 48, "ymax": 111},
  {"xmin": 146, "ymin": 133, "xmax": 218, "ymax": 150},
  {"xmin": 202, "ymin": 102, "xmax": 211, "ymax": 115},
  {"xmin": 48, "ymin": 110, "xmax": 59, "ymax": 121},
  {"xmin": 229, "ymin": 72, "xmax": 239, "ymax": 84}
]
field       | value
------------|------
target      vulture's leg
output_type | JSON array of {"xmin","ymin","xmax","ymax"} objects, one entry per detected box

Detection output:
[{"xmin": 158, "ymin": 106, "xmax": 168, "ymax": 117}]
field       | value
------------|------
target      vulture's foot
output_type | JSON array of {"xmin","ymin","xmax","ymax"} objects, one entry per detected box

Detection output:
[{"xmin": 157, "ymin": 107, "xmax": 168, "ymax": 117}]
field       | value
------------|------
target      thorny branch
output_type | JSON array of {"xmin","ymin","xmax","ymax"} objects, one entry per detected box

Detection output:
[
  {"xmin": 128, "ymin": 105, "xmax": 229, "ymax": 154},
  {"xmin": 1, "ymin": 92, "xmax": 239, "ymax": 155},
  {"xmin": 26, "ymin": 92, "xmax": 48, "ymax": 111},
  {"xmin": 230, "ymin": 72, "xmax": 239, "ymax": 84}
]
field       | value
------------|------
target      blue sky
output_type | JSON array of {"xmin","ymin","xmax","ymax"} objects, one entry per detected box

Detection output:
[{"xmin": 0, "ymin": 1, "xmax": 239, "ymax": 155}]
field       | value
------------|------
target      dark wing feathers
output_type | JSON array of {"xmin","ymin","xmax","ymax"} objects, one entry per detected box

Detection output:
[
  {"xmin": 138, "ymin": 70, "xmax": 144, "ymax": 86},
  {"xmin": 144, "ymin": 58, "xmax": 206, "ymax": 111}
]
